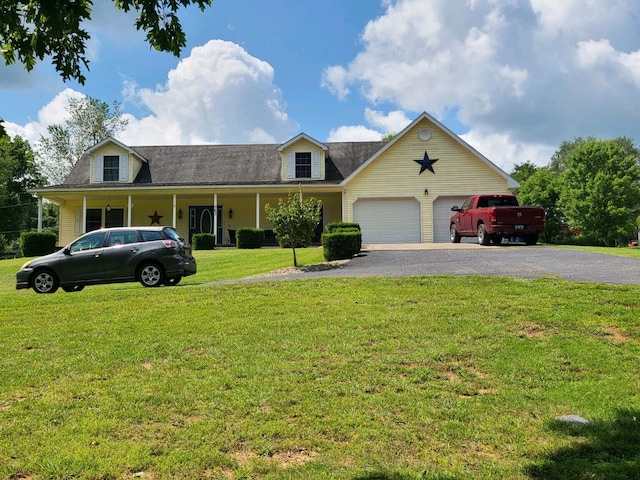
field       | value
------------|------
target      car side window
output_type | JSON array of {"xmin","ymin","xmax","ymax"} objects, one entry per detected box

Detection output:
[
  {"xmin": 461, "ymin": 199, "xmax": 471, "ymax": 211},
  {"xmin": 140, "ymin": 230, "xmax": 164, "ymax": 242},
  {"xmin": 108, "ymin": 230, "xmax": 138, "ymax": 246},
  {"xmin": 70, "ymin": 231, "xmax": 107, "ymax": 253}
]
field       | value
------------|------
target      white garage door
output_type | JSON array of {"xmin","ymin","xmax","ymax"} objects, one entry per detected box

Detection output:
[
  {"xmin": 353, "ymin": 198, "xmax": 420, "ymax": 244},
  {"xmin": 432, "ymin": 196, "xmax": 471, "ymax": 242}
]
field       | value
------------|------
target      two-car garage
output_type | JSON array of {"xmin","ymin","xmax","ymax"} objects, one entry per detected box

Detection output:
[{"xmin": 352, "ymin": 195, "xmax": 471, "ymax": 244}]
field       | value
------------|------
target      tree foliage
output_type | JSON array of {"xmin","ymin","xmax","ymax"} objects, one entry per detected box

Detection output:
[
  {"xmin": 558, "ymin": 138, "xmax": 640, "ymax": 246},
  {"xmin": 36, "ymin": 96, "xmax": 128, "ymax": 185},
  {"xmin": 265, "ymin": 190, "xmax": 322, "ymax": 267},
  {"xmin": 0, "ymin": 0, "xmax": 212, "ymax": 84},
  {"xmin": 517, "ymin": 167, "xmax": 565, "ymax": 243},
  {"xmin": 0, "ymin": 134, "xmax": 45, "ymax": 242}
]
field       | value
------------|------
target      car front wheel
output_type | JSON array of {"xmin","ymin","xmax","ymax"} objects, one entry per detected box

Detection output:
[
  {"xmin": 32, "ymin": 269, "xmax": 59, "ymax": 294},
  {"xmin": 450, "ymin": 224, "xmax": 461, "ymax": 243},
  {"xmin": 139, "ymin": 263, "xmax": 164, "ymax": 287}
]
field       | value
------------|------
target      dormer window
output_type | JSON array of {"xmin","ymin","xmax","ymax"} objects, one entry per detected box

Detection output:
[
  {"xmin": 103, "ymin": 155, "xmax": 120, "ymax": 181},
  {"xmin": 93, "ymin": 154, "xmax": 129, "ymax": 182},
  {"xmin": 295, "ymin": 152, "xmax": 312, "ymax": 178}
]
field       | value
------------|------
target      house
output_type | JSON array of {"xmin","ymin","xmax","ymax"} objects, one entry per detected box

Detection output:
[{"xmin": 33, "ymin": 112, "xmax": 519, "ymax": 246}]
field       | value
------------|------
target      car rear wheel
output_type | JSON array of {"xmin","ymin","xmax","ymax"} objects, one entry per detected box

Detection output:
[
  {"xmin": 32, "ymin": 269, "xmax": 59, "ymax": 294},
  {"xmin": 163, "ymin": 275, "xmax": 182, "ymax": 286},
  {"xmin": 477, "ymin": 224, "xmax": 491, "ymax": 246},
  {"xmin": 139, "ymin": 263, "xmax": 164, "ymax": 287}
]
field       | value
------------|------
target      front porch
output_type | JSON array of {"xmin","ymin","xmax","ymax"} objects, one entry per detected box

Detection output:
[{"xmin": 37, "ymin": 188, "xmax": 344, "ymax": 246}]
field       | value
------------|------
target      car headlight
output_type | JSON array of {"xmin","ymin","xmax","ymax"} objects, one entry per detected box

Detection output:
[{"xmin": 20, "ymin": 261, "xmax": 31, "ymax": 270}]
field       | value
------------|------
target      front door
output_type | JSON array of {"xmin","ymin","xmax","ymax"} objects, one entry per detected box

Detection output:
[{"xmin": 189, "ymin": 206, "xmax": 223, "ymax": 244}]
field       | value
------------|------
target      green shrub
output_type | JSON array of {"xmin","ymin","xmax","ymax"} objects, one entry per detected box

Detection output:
[
  {"xmin": 192, "ymin": 233, "xmax": 216, "ymax": 250},
  {"xmin": 322, "ymin": 230, "xmax": 362, "ymax": 261},
  {"xmin": 0, "ymin": 234, "xmax": 6, "ymax": 253},
  {"xmin": 20, "ymin": 231, "xmax": 57, "ymax": 257},
  {"xmin": 326, "ymin": 222, "xmax": 361, "ymax": 233},
  {"xmin": 237, "ymin": 228, "xmax": 264, "ymax": 249}
]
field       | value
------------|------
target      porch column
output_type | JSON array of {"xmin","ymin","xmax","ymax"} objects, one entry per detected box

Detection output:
[
  {"xmin": 127, "ymin": 195, "xmax": 132, "ymax": 227},
  {"xmin": 82, "ymin": 196, "xmax": 87, "ymax": 233},
  {"xmin": 37, "ymin": 197, "xmax": 43, "ymax": 232},
  {"xmin": 341, "ymin": 189, "xmax": 347, "ymax": 222},
  {"xmin": 213, "ymin": 194, "xmax": 218, "ymax": 244},
  {"xmin": 172, "ymin": 194, "xmax": 177, "ymax": 228},
  {"xmin": 255, "ymin": 193, "xmax": 260, "ymax": 229}
]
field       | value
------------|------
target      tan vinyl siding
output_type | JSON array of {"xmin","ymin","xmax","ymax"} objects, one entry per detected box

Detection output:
[{"xmin": 344, "ymin": 118, "xmax": 511, "ymax": 242}]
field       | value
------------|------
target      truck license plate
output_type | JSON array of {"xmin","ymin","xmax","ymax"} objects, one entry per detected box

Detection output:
[{"xmin": 515, "ymin": 225, "xmax": 524, "ymax": 230}]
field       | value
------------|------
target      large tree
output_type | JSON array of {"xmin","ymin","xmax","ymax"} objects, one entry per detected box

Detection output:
[
  {"xmin": 0, "ymin": 133, "xmax": 45, "ymax": 243},
  {"xmin": 558, "ymin": 138, "xmax": 640, "ymax": 246},
  {"xmin": 0, "ymin": 0, "xmax": 212, "ymax": 84},
  {"xmin": 37, "ymin": 96, "xmax": 128, "ymax": 184},
  {"xmin": 265, "ymin": 190, "xmax": 322, "ymax": 267}
]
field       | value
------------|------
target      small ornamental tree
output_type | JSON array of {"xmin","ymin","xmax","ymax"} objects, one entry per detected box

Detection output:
[{"xmin": 265, "ymin": 190, "xmax": 322, "ymax": 267}]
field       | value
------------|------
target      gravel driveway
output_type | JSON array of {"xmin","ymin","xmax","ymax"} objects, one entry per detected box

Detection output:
[{"xmin": 252, "ymin": 245, "xmax": 640, "ymax": 285}]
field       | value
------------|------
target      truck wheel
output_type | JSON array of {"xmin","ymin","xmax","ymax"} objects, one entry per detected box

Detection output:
[
  {"xmin": 450, "ymin": 224, "xmax": 461, "ymax": 243},
  {"xmin": 477, "ymin": 224, "xmax": 491, "ymax": 246}
]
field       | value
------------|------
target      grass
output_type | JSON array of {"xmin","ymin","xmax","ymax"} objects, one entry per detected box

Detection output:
[
  {"xmin": 556, "ymin": 244, "xmax": 640, "ymax": 259},
  {"xmin": 1, "ymin": 248, "xmax": 640, "ymax": 479}
]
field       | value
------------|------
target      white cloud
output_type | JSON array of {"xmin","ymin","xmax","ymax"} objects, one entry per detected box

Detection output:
[
  {"xmin": 326, "ymin": 109, "xmax": 412, "ymax": 142},
  {"xmin": 7, "ymin": 41, "xmax": 298, "ymax": 148},
  {"xmin": 4, "ymin": 89, "xmax": 85, "ymax": 143},
  {"xmin": 322, "ymin": 0, "xmax": 640, "ymax": 170},
  {"xmin": 120, "ymin": 40, "xmax": 298, "ymax": 145}
]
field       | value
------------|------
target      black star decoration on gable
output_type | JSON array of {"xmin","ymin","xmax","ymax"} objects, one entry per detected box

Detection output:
[
  {"xmin": 414, "ymin": 150, "xmax": 439, "ymax": 175},
  {"xmin": 149, "ymin": 210, "xmax": 163, "ymax": 225}
]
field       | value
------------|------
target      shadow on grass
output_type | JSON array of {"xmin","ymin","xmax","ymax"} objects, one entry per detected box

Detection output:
[
  {"xmin": 352, "ymin": 472, "xmax": 460, "ymax": 480},
  {"xmin": 526, "ymin": 409, "xmax": 640, "ymax": 479}
]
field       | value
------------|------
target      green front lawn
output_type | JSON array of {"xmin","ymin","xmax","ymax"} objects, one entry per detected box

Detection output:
[{"xmin": 1, "ymin": 249, "xmax": 639, "ymax": 479}]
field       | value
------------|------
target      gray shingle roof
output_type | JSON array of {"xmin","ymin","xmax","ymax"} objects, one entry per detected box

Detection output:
[{"xmin": 62, "ymin": 141, "xmax": 386, "ymax": 188}]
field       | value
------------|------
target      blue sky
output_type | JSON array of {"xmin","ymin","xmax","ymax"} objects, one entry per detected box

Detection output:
[{"xmin": 2, "ymin": 0, "xmax": 640, "ymax": 173}]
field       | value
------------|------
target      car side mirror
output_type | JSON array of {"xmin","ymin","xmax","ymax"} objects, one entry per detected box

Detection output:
[
  {"xmin": 451, "ymin": 206, "xmax": 460, "ymax": 212},
  {"xmin": 63, "ymin": 247, "xmax": 71, "ymax": 255}
]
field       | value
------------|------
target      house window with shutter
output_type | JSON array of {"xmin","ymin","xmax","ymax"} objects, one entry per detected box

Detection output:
[
  {"xmin": 295, "ymin": 152, "xmax": 312, "ymax": 178},
  {"xmin": 103, "ymin": 155, "xmax": 120, "ymax": 181},
  {"xmin": 94, "ymin": 154, "xmax": 129, "ymax": 182}
]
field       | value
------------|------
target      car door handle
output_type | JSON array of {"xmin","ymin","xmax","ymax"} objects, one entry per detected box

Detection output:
[
  {"xmin": 130, "ymin": 247, "xmax": 139, "ymax": 252},
  {"xmin": 93, "ymin": 253, "xmax": 102, "ymax": 258}
]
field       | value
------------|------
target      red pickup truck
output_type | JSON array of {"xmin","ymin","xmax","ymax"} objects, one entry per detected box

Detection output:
[{"xmin": 450, "ymin": 194, "xmax": 545, "ymax": 245}]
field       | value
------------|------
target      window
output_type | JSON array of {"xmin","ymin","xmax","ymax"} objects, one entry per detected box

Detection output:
[
  {"xmin": 107, "ymin": 230, "xmax": 138, "ymax": 247},
  {"xmin": 94, "ymin": 154, "xmax": 128, "ymax": 182},
  {"xmin": 70, "ymin": 231, "xmax": 107, "ymax": 253},
  {"xmin": 140, "ymin": 230, "xmax": 165, "ymax": 242},
  {"xmin": 105, "ymin": 208, "xmax": 124, "ymax": 228},
  {"xmin": 295, "ymin": 152, "xmax": 312, "ymax": 178},
  {"xmin": 86, "ymin": 209, "xmax": 102, "ymax": 232},
  {"xmin": 103, "ymin": 155, "xmax": 120, "ymax": 181}
]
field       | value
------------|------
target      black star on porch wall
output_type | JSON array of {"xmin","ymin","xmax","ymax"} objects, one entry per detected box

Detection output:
[
  {"xmin": 149, "ymin": 210, "xmax": 163, "ymax": 225},
  {"xmin": 414, "ymin": 150, "xmax": 439, "ymax": 175}
]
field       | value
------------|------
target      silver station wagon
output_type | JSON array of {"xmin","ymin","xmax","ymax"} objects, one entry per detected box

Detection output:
[{"xmin": 16, "ymin": 227, "xmax": 196, "ymax": 293}]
